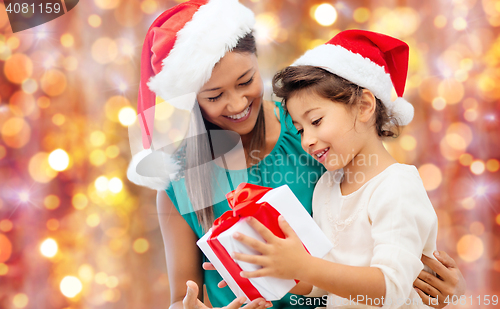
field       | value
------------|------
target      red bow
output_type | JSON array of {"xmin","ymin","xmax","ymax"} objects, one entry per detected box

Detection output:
[{"xmin": 207, "ymin": 183, "xmax": 286, "ymax": 301}]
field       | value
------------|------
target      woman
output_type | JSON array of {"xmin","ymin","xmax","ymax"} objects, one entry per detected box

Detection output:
[{"xmin": 127, "ymin": 1, "xmax": 465, "ymax": 308}]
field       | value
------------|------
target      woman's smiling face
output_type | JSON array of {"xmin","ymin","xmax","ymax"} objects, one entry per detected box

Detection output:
[{"xmin": 196, "ymin": 51, "xmax": 264, "ymax": 136}]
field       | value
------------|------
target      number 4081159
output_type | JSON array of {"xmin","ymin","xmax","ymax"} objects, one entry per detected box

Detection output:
[
  {"xmin": 6, "ymin": 2, "xmax": 62, "ymax": 14},
  {"xmin": 444, "ymin": 295, "xmax": 498, "ymax": 306}
]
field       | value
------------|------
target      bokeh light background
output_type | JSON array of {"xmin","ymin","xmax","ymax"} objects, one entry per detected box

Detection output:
[{"xmin": 0, "ymin": 0, "xmax": 499, "ymax": 308}]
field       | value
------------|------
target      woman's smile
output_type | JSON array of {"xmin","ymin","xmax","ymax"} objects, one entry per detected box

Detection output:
[{"xmin": 224, "ymin": 101, "xmax": 253, "ymax": 122}]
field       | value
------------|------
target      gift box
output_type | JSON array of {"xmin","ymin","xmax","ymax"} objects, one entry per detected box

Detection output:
[{"xmin": 197, "ymin": 183, "xmax": 333, "ymax": 302}]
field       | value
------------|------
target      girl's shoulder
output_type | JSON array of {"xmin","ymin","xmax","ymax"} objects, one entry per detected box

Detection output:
[
  {"xmin": 373, "ymin": 163, "xmax": 421, "ymax": 187},
  {"xmin": 368, "ymin": 164, "xmax": 435, "ymax": 212}
]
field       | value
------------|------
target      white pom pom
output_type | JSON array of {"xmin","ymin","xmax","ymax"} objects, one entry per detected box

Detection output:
[
  {"xmin": 126, "ymin": 149, "xmax": 181, "ymax": 191},
  {"xmin": 391, "ymin": 97, "xmax": 414, "ymax": 126}
]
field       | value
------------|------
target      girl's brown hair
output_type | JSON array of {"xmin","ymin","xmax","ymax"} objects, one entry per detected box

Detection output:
[
  {"xmin": 185, "ymin": 32, "xmax": 263, "ymax": 232},
  {"xmin": 273, "ymin": 65, "xmax": 400, "ymax": 138}
]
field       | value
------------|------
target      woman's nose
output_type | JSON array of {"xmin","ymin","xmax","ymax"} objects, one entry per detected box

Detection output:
[{"xmin": 226, "ymin": 92, "xmax": 248, "ymax": 114}]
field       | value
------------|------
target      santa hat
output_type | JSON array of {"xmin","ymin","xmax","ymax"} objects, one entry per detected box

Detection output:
[
  {"xmin": 127, "ymin": 0, "xmax": 255, "ymax": 191},
  {"xmin": 292, "ymin": 29, "xmax": 414, "ymax": 126}
]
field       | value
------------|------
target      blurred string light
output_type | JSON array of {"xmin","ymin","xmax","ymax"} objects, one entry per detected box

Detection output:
[
  {"xmin": 18, "ymin": 191, "xmax": 30, "ymax": 203},
  {"xmin": 0, "ymin": 234, "xmax": 12, "ymax": 263},
  {"xmin": 72, "ymin": 193, "xmax": 88, "ymax": 210},
  {"xmin": 86, "ymin": 214, "xmax": 100, "ymax": 227},
  {"xmin": 475, "ymin": 185, "xmax": 487, "ymax": 197},
  {"xmin": 314, "ymin": 3, "xmax": 338, "ymax": 26},
  {"xmin": 133, "ymin": 238, "xmax": 149, "ymax": 254},
  {"xmin": 118, "ymin": 107, "xmax": 136, "ymax": 126},
  {"xmin": 78, "ymin": 264, "xmax": 94, "ymax": 282},
  {"xmin": 44, "ymin": 195, "xmax": 60, "ymax": 210},
  {"xmin": 471, "ymin": 160, "xmax": 485, "ymax": 175},
  {"xmin": 60, "ymin": 276, "xmax": 83, "ymax": 298},
  {"xmin": 254, "ymin": 13, "xmax": 280, "ymax": 45},
  {"xmin": 95, "ymin": 176, "xmax": 109, "ymax": 192},
  {"xmin": 40, "ymin": 238, "xmax": 58, "ymax": 258},
  {"xmin": 418, "ymin": 164, "xmax": 443, "ymax": 191},
  {"xmin": 108, "ymin": 177, "xmax": 123, "ymax": 193},
  {"xmin": 453, "ymin": 17, "xmax": 468, "ymax": 31},
  {"xmin": 0, "ymin": 263, "xmax": 8, "ymax": 276},
  {"xmin": 0, "ymin": 219, "xmax": 13, "ymax": 232},
  {"xmin": 48, "ymin": 149, "xmax": 70, "ymax": 171},
  {"xmin": 88, "ymin": 15, "xmax": 102, "ymax": 28},
  {"xmin": 353, "ymin": 7, "xmax": 370, "ymax": 23},
  {"xmin": 12, "ymin": 293, "xmax": 29, "ymax": 308},
  {"xmin": 457, "ymin": 234, "xmax": 484, "ymax": 262}
]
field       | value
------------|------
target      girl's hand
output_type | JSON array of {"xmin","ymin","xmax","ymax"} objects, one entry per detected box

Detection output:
[
  {"xmin": 182, "ymin": 280, "xmax": 271, "ymax": 309},
  {"xmin": 413, "ymin": 251, "xmax": 466, "ymax": 309},
  {"xmin": 232, "ymin": 216, "xmax": 310, "ymax": 280}
]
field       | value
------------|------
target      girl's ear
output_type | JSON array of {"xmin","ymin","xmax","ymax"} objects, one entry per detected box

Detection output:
[{"xmin": 357, "ymin": 89, "xmax": 377, "ymax": 123}]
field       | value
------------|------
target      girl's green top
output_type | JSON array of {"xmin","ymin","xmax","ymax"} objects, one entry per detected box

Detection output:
[{"xmin": 166, "ymin": 102, "xmax": 326, "ymax": 308}]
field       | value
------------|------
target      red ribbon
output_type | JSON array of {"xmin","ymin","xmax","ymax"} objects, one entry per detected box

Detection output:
[{"xmin": 207, "ymin": 183, "xmax": 286, "ymax": 301}]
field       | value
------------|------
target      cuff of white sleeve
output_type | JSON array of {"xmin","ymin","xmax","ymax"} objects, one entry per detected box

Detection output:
[
  {"xmin": 305, "ymin": 286, "xmax": 328, "ymax": 298},
  {"xmin": 371, "ymin": 245, "xmax": 424, "ymax": 309}
]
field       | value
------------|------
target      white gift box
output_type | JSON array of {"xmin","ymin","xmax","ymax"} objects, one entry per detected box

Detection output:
[{"xmin": 197, "ymin": 184, "xmax": 333, "ymax": 302}]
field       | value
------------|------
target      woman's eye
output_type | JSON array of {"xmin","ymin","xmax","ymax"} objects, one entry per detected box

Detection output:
[
  {"xmin": 208, "ymin": 93, "xmax": 223, "ymax": 102},
  {"xmin": 239, "ymin": 76, "xmax": 254, "ymax": 86},
  {"xmin": 312, "ymin": 118, "xmax": 322, "ymax": 126}
]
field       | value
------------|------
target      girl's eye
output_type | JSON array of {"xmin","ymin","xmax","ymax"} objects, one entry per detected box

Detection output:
[
  {"xmin": 312, "ymin": 118, "xmax": 322, "ymax": 126},
  {"xmin": 297, "ymin": 129, "xmax": 303, "ymax": 135},
  {"xmin": 208, "ymin": 93, "xmax": 223, "ymax": 102},
  {"xmin": 239, "ymin": 76, "xmax": 254, "ymax": 86}
]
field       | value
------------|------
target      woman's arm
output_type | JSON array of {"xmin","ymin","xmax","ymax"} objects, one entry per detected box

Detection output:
[
  {"xmin": 157, "ymin": 190, "xmax": 204, "ymax": 308},
  {"xmin": 157, "ymin": 191, "xmax": 270, "ymax": 309},
  {"xmin": 413, "ymin": 251, "xmax": 466, "ymax": 309}
]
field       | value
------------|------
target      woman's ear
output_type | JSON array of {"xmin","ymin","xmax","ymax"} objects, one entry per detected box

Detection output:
[{"xmin": 357, "ymin": 89, "xmax": 377, "ymax": 123}]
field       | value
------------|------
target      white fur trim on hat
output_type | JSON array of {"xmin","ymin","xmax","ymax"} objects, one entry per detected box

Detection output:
[
  {"xmin": 148, "ymin": 0, "xmax": 255, "ymax": 101},
  {"xmin": 127, "ymin": 149, "xmax": 181, "ymax": 191},
  {"xmin": 390, "ymin": 97, "xmax": 414, "ymax": 126},
  {"xmin": 292, "ymin": 44, "xmax": 414, "ymax": 125},
  {"xmin": 292, "ymin": 44, "xmax": 393, "ymax": 105}
]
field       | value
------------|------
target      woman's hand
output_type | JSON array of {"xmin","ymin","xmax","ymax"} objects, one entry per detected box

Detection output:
[
  {"xmin": 413, "ymin": 251, "xmax": 466, "ymax": 308},
  {"xmin": 202, "ymin": 263, "xmax": 228, "ymax": 288},
  {"xmin": 232, "ymin": 216, "xmax": 310, "ymax": 280},
  {"xmin": 182, "ymin": 280, "xmax": 271, "ymax": 309}
]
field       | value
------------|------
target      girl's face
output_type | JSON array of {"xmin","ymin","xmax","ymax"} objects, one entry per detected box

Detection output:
[
  {"xmin": 287, "ymin": 91, "xmax": 364, "ymax": 171},
  {"xmin": 197, "ymin": 51, "xmax": 264, "ymax": 136}
]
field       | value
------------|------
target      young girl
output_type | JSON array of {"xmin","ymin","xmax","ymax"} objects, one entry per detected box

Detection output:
[{"xmin": 230, "ymin": 30, "xmax": 439, "ymax": 308}]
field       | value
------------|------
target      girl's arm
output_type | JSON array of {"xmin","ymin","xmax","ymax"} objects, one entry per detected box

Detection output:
[
  {"xmin": 232, "ymin": 217, "xmax": 385, "ymax": 306},
  {"xmin": 288, "ymin": 282, "xmax": 313, "ymax": 295}
]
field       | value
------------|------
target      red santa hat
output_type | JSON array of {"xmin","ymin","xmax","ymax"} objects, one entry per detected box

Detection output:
[
  {"xmin": 127, "ymin": 0, "xmax": 255, "ymax": 190},
  {"xmin": 292, "ymin": 29, "xmax": 414, "ymax": 126}
]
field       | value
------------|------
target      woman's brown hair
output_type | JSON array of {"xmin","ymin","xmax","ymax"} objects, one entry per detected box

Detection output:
[{"xmin": 273, "ymin": 65, "xmax": 400, "ymax": 138}]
